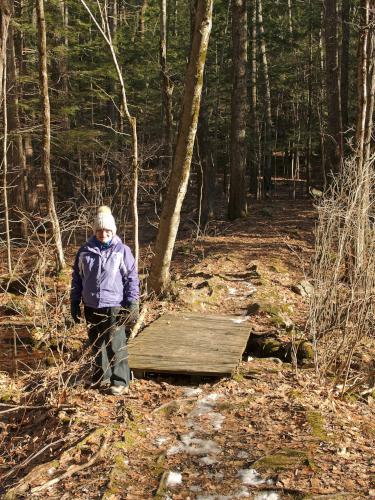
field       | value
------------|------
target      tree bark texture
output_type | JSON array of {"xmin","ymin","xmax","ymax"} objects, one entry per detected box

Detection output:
[
  {"xmin": 341, "ymin": 0, "xmax": 351, "ymax": 133},
  {"xmin": 197, "ymin": 90, "xmax": 215, "ymax": 227},
  {"xmin": 159, "ymin": 0, "xmax": 173, "ymax": 172},
  {"xmin": 7, "ymin": 7, "xmax": 28, "ymax": 238},
  {"xmin": 323, "ymin": 0, "xmax": 343, "ymax": 178},
  {"xmin": 229, "ymin": 0, "xmax": 247, "ymax": 219},
  {"xmin": 356, "ymin": 0, "xmax": 375, "ymax": 168},
  {"xmin": 149, "ymin": 0, "xmax": 213, "ymax": 294},
  {"xmin": 36, "ymin": 0, "xmax": 66, "ymax": 271},
  {"xmin": 257, "ymin": 0, "xmax": 273, "ymax": 194},
  {"xmin": 0, "ymin": 0, "xmax": 10, "ymax": 97}
]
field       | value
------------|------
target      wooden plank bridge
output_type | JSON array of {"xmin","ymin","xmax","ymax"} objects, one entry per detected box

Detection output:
[{"xmin": 128, "ymin": 312, "xmax": 251, "ymax": 377}]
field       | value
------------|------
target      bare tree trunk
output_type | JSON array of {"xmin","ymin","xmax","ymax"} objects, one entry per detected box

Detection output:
[
  {"xmin": 7, "ymin": 7, "xmax": 28, "ymax": 239},
  {"xmin": 0, "ymin": 0, "xmax": 10, "ymax": 94},
  {"xmin": 341, "ymin": 0, "xmax": 351, "ymax": 134},
  {"xmin": 1, "ymin": 9, "xmax": 11, "ymax": 273},
  {"xmin": 229, "ymin": 0, "xmax": 247, "ymax": 219},
  {"xmin": 258, "ymin": 0, "xmax": 273, "ymax": 195},
  {"xmin": 250, "ymin": 0, "xmax": 261, "ymax": 198},
  {"xmin": 36, "ymin": 0, "xmax": 66, "ymax": 272},
  {"xmin": 306, "ymin": 0, "xmax": 313, "ymax": 193},
  {"xmin": 323, "ymin": 0, "xmax": 343, "ymax": 178},
  {"xmin": 160, "ymin": 0, "xmax": 173, "ymax": 172},
  {"xmin": 356, "ymin": 0, "xmax": 375, "ymax": 169},
  {"xmin": 197, "ymin": 89, "xmax": 215, "ymax": 227},
  {"xmin": 139, "ymin": 0, "xmax": 148, "ymax": 42},
  {"xmin": 149, "ymin": 0, "xmax": 213, "ymax": 294},
  {"xmin": 80, "ymin": 0, "xmax": 139, "ymax": 265}
]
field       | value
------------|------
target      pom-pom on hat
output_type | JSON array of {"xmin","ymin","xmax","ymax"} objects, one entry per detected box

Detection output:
[{"xmin": 93, "ymin": 205, "xmax": 117, "ymax": 234}]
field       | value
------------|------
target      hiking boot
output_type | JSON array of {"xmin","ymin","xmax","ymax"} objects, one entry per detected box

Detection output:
[{"xmin": 109, "ymin": 385, "xmax": 129, "ymax": 396}]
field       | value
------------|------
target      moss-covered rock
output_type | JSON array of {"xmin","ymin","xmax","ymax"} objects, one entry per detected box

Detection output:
[
  {"xmin": 253, "ymin": 448, "xmax": 312, "ymax": 472},
  {"xmin": 306, "ymin": 410, "xmax": 328, "ymax": 441}
]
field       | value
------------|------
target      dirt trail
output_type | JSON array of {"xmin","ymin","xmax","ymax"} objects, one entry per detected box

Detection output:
[{"xmin": 1, "ymin": 200, "xmax": 374, "ymax": 498}]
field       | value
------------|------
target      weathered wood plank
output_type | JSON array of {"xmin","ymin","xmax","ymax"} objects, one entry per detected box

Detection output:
[{"xmin": 128, "ymin": 312, "xmax": 250, "ymax": 376}]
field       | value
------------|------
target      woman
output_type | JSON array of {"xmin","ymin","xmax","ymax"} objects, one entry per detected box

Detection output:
[{"xmin": 70, "ymin": 206, "xmax": 139, "ymax": 395}]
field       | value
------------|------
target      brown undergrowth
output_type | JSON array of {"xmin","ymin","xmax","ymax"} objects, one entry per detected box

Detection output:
[{"xmin": 1, "ymin": 199, "xmax": 374, "ymax": 498}]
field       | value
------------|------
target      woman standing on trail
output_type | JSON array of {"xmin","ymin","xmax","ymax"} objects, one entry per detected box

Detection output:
[{"xmin": 70, "ymin": 206, "xmax": 139, "ymax": 395}]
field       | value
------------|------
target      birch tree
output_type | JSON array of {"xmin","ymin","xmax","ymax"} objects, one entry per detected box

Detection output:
[{"xmin": 149, "ymin": 0, "xmax": 213, "ymax": 293}]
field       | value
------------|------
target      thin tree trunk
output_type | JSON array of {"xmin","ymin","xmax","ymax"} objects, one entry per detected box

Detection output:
[
  {"xmin": 250, "ymin": 0, "xmax": 261, "ymax": 198},
  {"xmin": 323, "ymin": 0, "xmax": 343, "ymax": 178},
  {"xmin": 197, "ymin": 89, "xmax": 215, "ymax": 227},
  {"xmin": 36, "ymin": 0, "xmax": 65, "ymax": 271},
  {"xmin": 258, "ymin": 0, "xmax": 273, "ymax": 195},
  {"xmin": 80, "ymin": 0, "xmax": 139, "ymax": 265},
  {"xmin": 2, "ymin": 11, "xmax": 11, "ymax": 273},
  {"xmin": 341, "ymin": 0, "xmax": 351, "ymax": 135},
  {"xmin": 149, "ymin": 0, "xmax": 213, "ymax": 294},
  {"xmin": 7, "ymin": 7, "xmax": 28, "ymax": 238},
  {"xmin": 160, "ymin": 0, "xmax": 173, "ymax": 173},
  {"xmin": 0, "ymin": 0, "xmax": 10, "ymax": 96},
  {"xmin": 356, "ymin": 0, "xmax": 375, "ymax": 168},
  {"xmin": 306, "ymin": 0, "xmax": 313, "ymax": 193},
  {"xmin": 229, "ymin": 0, "xmax": 247, "ymax": 219}
]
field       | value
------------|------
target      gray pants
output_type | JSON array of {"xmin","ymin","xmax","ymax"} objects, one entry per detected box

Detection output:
[{"xmin": 84, "ymin": 306, "xmax": 130, "ymax": 387}]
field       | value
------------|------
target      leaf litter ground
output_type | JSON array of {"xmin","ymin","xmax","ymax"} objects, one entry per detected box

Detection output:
[{"xmin": 1, "ymin": 200, "xmax": 374, "ymax": 499}]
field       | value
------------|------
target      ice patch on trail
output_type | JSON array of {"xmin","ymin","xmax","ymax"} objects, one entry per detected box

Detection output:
[
  {"xmin": 253, "ymin": 493, "xmax": 279, "ymax": 500},
  {"xmin": 165, "ymin": 471, "xmax": 182, "ymax": 487},
  {"xmin": 167, "ymin": 432, "xmax": 221, "ymax": 456},
  {"xmin": 200, "ymin": 455, "xmax": 218, "ymax": 465},
  {"xmin": 238, "ymin": 468, "xmax": 273, "ymax": 486},
  {"xmin": 155, "ymin": 436, "xmax": 170, "ymax": 446},
  {"xmin": 237, "ymin": 450, "xmax": 249, "ymax": 459},
  {"xmin": 231, "ymin": 316, "xmax": 250, "ymax": 324},
  {"xmin": 196, "ymin": 488, "xmax": 250, "ymax": 500},
  {"xmin": 188, "ymin": 393, "xmax": 225, "ymax": 430},
  {"xmin": 183, "ymin": 387, "xmax": 203, "ymax": 397},
  {"xmin": 228, "ymin": 287, "xmax": 237, "ymax": 295}
]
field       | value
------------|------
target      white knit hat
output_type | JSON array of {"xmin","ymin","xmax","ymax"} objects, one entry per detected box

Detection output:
[{"xmin": 93, "ymin": 206, "xmax": 117, "ymax": 234}]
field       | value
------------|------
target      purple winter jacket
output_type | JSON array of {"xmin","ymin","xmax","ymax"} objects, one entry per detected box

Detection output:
[{"xmin": 70, "ymin": 235, "xmax": 139, "ymax": 308}]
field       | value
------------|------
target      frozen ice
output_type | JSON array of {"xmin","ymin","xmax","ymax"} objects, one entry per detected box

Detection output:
[
  {"xmin": 254, "ymin": 493, "xmax": 279, "ymax": 500},
  {"xmin": 238, "ymin": 468, "xmax": 266, "ymax": 486},
  {"xmin": 165, "ymin": 471, "xmax": 182, "ymax": 487},
  {"xmin": 183, "ymin": 387, "xmax": 203, "ymax": 397}
]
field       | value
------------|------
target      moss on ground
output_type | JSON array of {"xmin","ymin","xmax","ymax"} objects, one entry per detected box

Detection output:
[
  {"xmin": 306, "ymin": 410, "xmax": 328, "ymax": 441},
  {"xmin": 253, "ymin": 448, "xmax": 312, "ymax": 472}
]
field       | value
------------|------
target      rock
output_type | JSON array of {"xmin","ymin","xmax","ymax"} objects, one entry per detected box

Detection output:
[
  {"xmin": 252, "ymin": 448, "xmax": 311, "ymax": 471},
  {"xmin": 247, "ymin": 301, "xmax": 294, "ymax": 329},
  {"xmin": 291, "ymin": 279, "xmax": 314, "ymax": 297}
]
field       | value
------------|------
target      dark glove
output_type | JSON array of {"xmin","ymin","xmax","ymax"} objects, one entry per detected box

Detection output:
[
  {"xmin": 70, "ymin": 301, "xmax": 81, "ymax": 324},
  {"xmin": 124, "ymin": 301, "xmax": 139, "ymax": 327}
]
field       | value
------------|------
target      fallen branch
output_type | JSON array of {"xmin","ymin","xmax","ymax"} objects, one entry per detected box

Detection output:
[
  {"xmin": 130, "ymin": 304, "xmax": 148, "ymax": 339},
  {"xmin": 30, "ymin": 432, "xmax": 111, "ymax": 494}
]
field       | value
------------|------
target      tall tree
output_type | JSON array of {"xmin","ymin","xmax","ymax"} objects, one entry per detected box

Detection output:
[
  {"xmin": 229, "ymin": 0, "xmax": 247, "ymax": 219},
  {"xmin": 0, "ymin": 0, "xmax": 10, "ymax": 95},
  {"xmin": 323, "ymin": 0, "xmax": 343, "ymax": 178},
  {"xmin": 36, "ymin": 0, "xmax": 65, "ymax": 271},
  {"xmin": 7, "ymin": 1, "xmax": 27, "ymax": 238},
  {"xmin": 149, "ymin": 0, "xmax": 213, "ymax": 293},
  {"xmin": 160, "ymin": 0, "xmax": 173, "ymax": 172},
  {"xmin": 341, "ymin": 0, "xmax": 351, "ymax": 134},
  {"xmin": 257, "ymin": 0, "xmax": 273, "ymax": 194}
]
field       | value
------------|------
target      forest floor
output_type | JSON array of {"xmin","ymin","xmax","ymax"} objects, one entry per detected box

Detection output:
[{"xmin": 1, "ymin": 198, "xmax": 375, "ymax": 499}]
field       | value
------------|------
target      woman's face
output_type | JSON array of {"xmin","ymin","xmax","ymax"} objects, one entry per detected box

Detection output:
[{"xmin": 95, "ymin": 229, "xmax": 113, "ymax": 243}]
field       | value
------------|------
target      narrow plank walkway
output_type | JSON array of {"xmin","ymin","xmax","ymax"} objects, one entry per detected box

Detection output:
[{"xmin": 128, "ymin": 312, "xmax": 250, "ymax": 376}]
